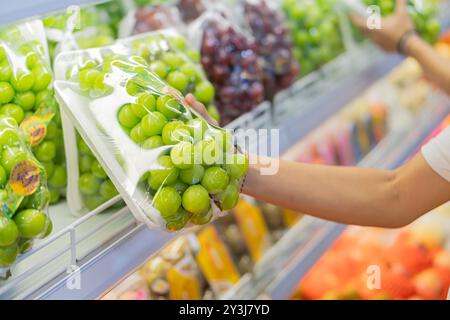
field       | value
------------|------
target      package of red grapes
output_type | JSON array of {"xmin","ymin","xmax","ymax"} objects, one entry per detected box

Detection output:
[
  {"xmin": 0, "ymin": 21, "xmax": 67, "ymax": 206},
  {"xmin": 187, "ymin": 11, "xmax": 265, "ymax": 125},
  {"xmin": 0, "ymin": 114, "xmax": 53, "ymax": 276},
  {"xmin": 219, "ymin": 0, "xmax": 299, "ymax": 100},
  {"xmin": 53, "ymin": 40, "xmax": 249, "ymax": 232},
  {"xmin": 119, "ymin": 1, "xmax": 184, "ymax": 38}
]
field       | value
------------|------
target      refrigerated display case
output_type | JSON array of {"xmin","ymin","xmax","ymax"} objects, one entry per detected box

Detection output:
[{"xmin": 0, "ymin": 0, "xmax": 449, "ymax": 300}]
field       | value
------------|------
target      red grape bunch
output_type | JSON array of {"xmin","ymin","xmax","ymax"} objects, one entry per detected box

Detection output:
[
  {"xmin": 244, "ymin": 0, "xmax": 299, "ymax": 99},
  {"xmin": 200, "ymin": 20, "xmax": 265, "ymax": 124}
]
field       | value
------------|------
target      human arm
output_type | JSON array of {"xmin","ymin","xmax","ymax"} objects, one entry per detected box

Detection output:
[
  {"xmin": 352, "ymin": 0, "xmax": 450, "ymax": 95},
  {"xmin": 242, "ymin": 153, "xmax": 450, "ymax": 228}
]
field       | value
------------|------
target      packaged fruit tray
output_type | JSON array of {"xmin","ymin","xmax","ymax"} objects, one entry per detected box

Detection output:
[{"xmin": 54, "ymin": 37, "xmax": 249, "ymax": 232}]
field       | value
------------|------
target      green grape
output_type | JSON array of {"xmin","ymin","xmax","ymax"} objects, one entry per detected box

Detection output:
[
  {"xmin": 185, "ymin": 50, "xmax": 200, "ymax": 63},
  {"xmin": 201, "ymin": 166, "xmax": 229, "ymax": 195},
  {"xmin": 153, "ymin": 186, "xmax": 182, "ymax": 219},
  {"xmin": 170, "ymin": 142, "xmax": 195, "ymax": 169},
  {"xmin": 0, "ymin": 216, "xmax": 19, "ymax": 246},
  {"xmin": 191, "ymin": 209, "xmax": 213, "ymax": 226},
  {"xmin": 25, "ymin": 51, "xmax": 39, "ymax": 69},
  {"xmin": 204, "ymin": 129, "xmax": 233, "ymax": 152},
  {"xmin": 194, "ymin": 139, "xmax": 221, "ymax": 166},
  {"xmin": 130, "ymin": 124, "xmax": 147, "ymax": 144},
  {"xmin": 165, "ymin": 207, "xmax": 190, "ymax": 231},
  {"xmin": 169, "ymin": 179, "xmax": 189, "ymax": 194},
  {"xmin": 0, "ymin": 165, "xmax": 6, "ymax": 187},
  {"xmin": 79, "ymin": 173, "xmax": 101, "ymax": 195},
  {"xmin": 182, "ymin": 185, "xmax": 210, "ymax": 215},
  {"xmin": 218, "ymin": 183, "xmax": 239, "ymax": 211},
  {"xmin": 162, "ymin": 121, "xmax": 192, "ymax": 145},
  {"xmin": 0, "ymin": 82, "xmax": 15, "ymax": 104},
  {"xmin": 100, "ymin": 180, "xmax": 118, "ymax": 200},
  {"xmin": 43, "ymin": 218, "xmax": 53, "ymax": 238},
  {"xmin": 156, "ymin": 96, "xmax": 182, "ymax": 119},
  {"xmin": 91, "ymin": 159, "xmax": 107, "ymax": 179},
  {"xmin": 180, "ymin": 165, "xmax": 205, "ymax": 185},
  {"xmin": 0, "ymin": 127, "xmax": 21, "ymax": 147},
  {"xmin": 11, "ymin": 72, "xmax": 34, "ymax": 92},
  {"xmin": 25, "ymin": 185, "xmax": 50, "ymax": 210},
  {"xmin": 194, "ymin": 82, "xmax": 215, "ymax": 104},
  {"xmin": 0, "ymin": 103, "xmax": 25, "ymax": 124},
  {"xmin": 118, "ymin": 104, "xmax": 141, "ymax": 129},
  {"xmin": 35, "ymin": 141, "xmax": 56, "ymax": 162},
  {"xmin": 225, "ymin": 153, "xmax": 249, "ymax": 180},
  {"xmin": 142, "ymin": 136, "xmax": 164, "ymax": 150},
  {"xmin": 207, "ymin": 105, "xmax": 220, "ymax": 124},
  {"xmin": 0, "ymin": 60, "xmax": 12, "ymax": 82},
  {"xmin": 48, "ymin": 165, "xmax": 67, "ymax": 189},
  {"xmin": 84, "ymin": 194, "xmax": 106, "ymax": 211},
  {"xmin": 35, "ymin": 89, "xmax": 51, "ymax": 109},
  {"xmin": 94, "ymin": 72, "xmax": 111, "ymax": 94},
  {"xmin": 162, "ymin": 52, "xmax": 183, "ymax": 70},
  {"xmin": 31, "ymin": 65, "xmax": 52, "ymax": 92},
  {"xmin": 186, "ymin": 118, "xmax": 208, "ymax": 141},
  {"xmin": 42, "ymin": 161, "xmax": 55, "ymax": 178},
  {"xmin": 149, "ymin": 61, "xmax": 168, "ymax": 79},
  {"xmin": 147, "ymin": 155, "xmax": 179, "ymax": 190},
  {"xmin": 141, "ymin": 111, "xmax": 168, "ymax": 137},
  {"xmin": 77, "ymin": 138, "xmax": 92, "ymax": 155},
  {"xmin": 45, "ymin": 122, "xmax": 58, "ymax": 140},
  {"xmin": 126, "ymin": 80, "xmax": 141, "ymax": 96},
  {"xmin": 136, "ymin": 93, "xmax": 156, "ymax": 113},
  {"xmin": 167, "ymin": 71, "xmax": 189, "ymax": 92},
  {"xmin": 18, "ymin": 238, "xmax": 33, "ymax": 254},
  {"xmin": 49, "ymin": 188, "xmax": 61, "ymax": 204},
  {"xmin": 14, "ymin": 209, "xmax": 47, "ymax": 238},
  {"xmin": 169, "ymin": 36, "xmax": 187, "ymax": 50},
  {"xmin": 0, "ymin": 243, "xmax": 18, "ymax": 267},
  {"xmin": 180, "ymin": 63, "xmax": 198, "ymax": 82},
  {"xmin": 1, "ymin": 147, "xmax": 28, "ymax": 172},
  {"xmin": 79, "ymin": 68, "xmax": 101, "ymax": 90}
]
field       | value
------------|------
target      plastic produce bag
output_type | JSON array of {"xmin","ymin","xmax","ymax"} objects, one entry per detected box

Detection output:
[
  {"xmin": 188, "ymin": 12, "xmax": 265, "ymax": 124},
  {"xmin": 133, "ymin": 0, "xmax": 206, "ymax": 23},
  {"xmin": 226, "ymin": 0, "xmax": 299, "ymax": 100},
  {"xmin": 0, "ymin": 21, "xmax": 66, "ymax": 204},
  {"xmin": 54, "ymin": 42, "xmax": 249, "ymax": 231},
  {"xmin": 281, "ymin": 0, "xmax": 345, "ymax": 75},
  {"xmin": 0, "ymin": 115, "xmax": 52, "ymax": 274}
]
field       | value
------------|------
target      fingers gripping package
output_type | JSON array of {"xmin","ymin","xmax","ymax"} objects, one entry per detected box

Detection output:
[
  {"xmin": 0, "ymin": 22, "xmax": 66, "ymax": 205},
  {"xmin": 189, "ymin": 12, "xmax": 265, "ymax": 125},
  {"xmin": 0, "ymin": 115, "xmax": 52, "ymax": 273},
  {"xmin": 54, "ymin": 42, "xmax": 249, "ymax": 232}
]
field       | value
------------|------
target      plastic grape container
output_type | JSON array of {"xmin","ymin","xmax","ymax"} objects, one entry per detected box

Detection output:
[
  {"xmin": 0, "ymin": 115, "xmax": 52, "ymax": 275},
  {"xmin": 54, "ymin": 44, "xmax": 248, "ymax": 232},
  {"xmin": 0, "ymin": 21, "xmax": 67, "ymax": 204}
]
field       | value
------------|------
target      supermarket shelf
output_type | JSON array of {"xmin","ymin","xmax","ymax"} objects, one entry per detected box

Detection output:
[
  {"xmin": 0, "ymin": 0, "xmax": 105, "ymax": 26},
  {"xmin": 224, "ymin": 95, "xmax": 450, "ymax": 300}
]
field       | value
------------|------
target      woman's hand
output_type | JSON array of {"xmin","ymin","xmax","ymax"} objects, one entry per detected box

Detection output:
[
  {"xmin": 352, "ymin": 0, "xmax": 414, "ymax": 53},
  {"xmin": 184, "ymin": 93, "xmax": 219, "ymax": 126}
]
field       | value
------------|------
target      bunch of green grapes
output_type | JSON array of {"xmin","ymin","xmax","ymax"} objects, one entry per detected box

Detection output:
[
  {"xmin": 0, "ymin": 115, "xmax": 53, "ymax": 268},
  {"xmin": 0, "ymin": 28, "xmax": 66, "ymax": 204},
  {"xmin": 75, "ymin": 54, "xmax": 248, "ymax": 231},
  {"xmin": 362, "ymin": 0, "xmax": 441, "ymax": 44},
  {"xmin": 281, "ymin": 0, "xmax": 345, "ymax": 75},
  {"xmin": 131, "ymin": 33, "xmax": 220, "ymax": 123}
]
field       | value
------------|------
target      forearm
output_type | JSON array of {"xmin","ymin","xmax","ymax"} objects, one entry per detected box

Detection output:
[
  {"xmin": 242, "ymin": 155, "xmax": 448, "ymax": 228},
  {"xmin": 406, "ymin": 34, "xmax": 450, "ymax": 95}
]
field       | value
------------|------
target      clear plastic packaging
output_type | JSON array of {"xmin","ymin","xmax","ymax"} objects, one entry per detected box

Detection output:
[
  {"xmin": 54, "ymin": 40, "xmax": 248, "ymax": 231},
  {"xmin": 188, "ymin": 12, "xmax": 265, "ymax": 124},
  {"xmin": 0, "ymin": 115, "xmax": 52, "ymax": 275},
  {"xmin": 0, "ymin": 21, "xmax": 66, "ymax": 204}
]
